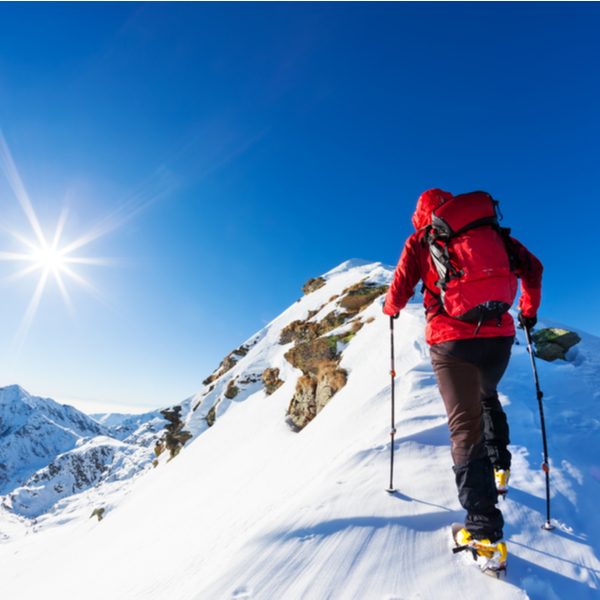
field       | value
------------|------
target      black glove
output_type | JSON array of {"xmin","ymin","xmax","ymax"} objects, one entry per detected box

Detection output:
[{"xmin": 518, "ymin": 312, "xmax": 537, "ymax": 331}]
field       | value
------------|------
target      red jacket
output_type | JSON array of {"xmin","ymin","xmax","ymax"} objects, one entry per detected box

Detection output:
[{"xmin": 383, "ymin": 189, "xmax": 543, "ymax": 346}]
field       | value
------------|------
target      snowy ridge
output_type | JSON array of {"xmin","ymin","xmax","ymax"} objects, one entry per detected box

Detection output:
[
  {"xmin": 0, "ymin": 386, "xmax": 170, "ymax": 519},
  {"xmin": 7, "ymin": 436, "xmax": 155, "ymax": 518},
  {"xmin": 1, "ymin": 260, "xmax": 600, "ymax": 599},
  {"xmin": 0, "ymin": 385, "xmax": 109, "ymax": 494}
]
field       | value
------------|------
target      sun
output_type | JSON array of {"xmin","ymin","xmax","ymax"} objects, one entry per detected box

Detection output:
[
  {"xmin": 1, "ymin": 126, "xmax": 167, "ymax": 356},
  {"xmin": 0, "ymin": 208, "xmax": 106, "ymax": 354},
  {"xmin": 33, "ymin": 245, "xmax": 66, "ymax": 271},
  {"xmin": 0, "ymin": 130, "xmax": 113, "ymax": 355}
]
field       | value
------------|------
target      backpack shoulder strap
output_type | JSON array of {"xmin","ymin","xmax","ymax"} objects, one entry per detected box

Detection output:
[{"xmin": 423, "ymin": 224, "xmax": 463, "ymax": 292}]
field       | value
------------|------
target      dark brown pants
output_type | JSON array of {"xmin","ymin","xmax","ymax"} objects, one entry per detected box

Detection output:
[
  {"xmin": 430, "ymin": 336, "xmax": 513, "ymax": 466},
  {"xmin": 430, "ymin": 336, "xmax": 513, "ymax": 541}
]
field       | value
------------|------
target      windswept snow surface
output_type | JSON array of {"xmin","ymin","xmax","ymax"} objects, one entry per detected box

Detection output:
[{"xmin": 1, "ymin": 259, "xmax": 600, "ymax": 599}]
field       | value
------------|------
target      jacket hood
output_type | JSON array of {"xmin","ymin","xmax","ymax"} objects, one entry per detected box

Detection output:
[{"xmin": 412, "ymin": 188, "xmax": 454, "ymax": 230}]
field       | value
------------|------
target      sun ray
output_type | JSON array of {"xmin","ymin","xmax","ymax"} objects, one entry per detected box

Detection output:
[
  {"xmin": 0, "ymin": 252, "xmax": 36, "ymax": 261},
  {"xmin": 10, "ymin": 269, "xmax": 49, "ymax": 360},
  {"xmin": 59, "ymin": 168, "xmax": 171, "ymax": 257},
  {"xmin": 1, "ymin": 263, "xmax": 42, "ymax": 285},
  {"xmin": 59, "ymin": 263, "xmax": 112, "ymax": 307},
  {"xmin": 52, "ymin": 206, "xmax": 69, "ymax": 251},
  {"xmin": 0, "ymin": 129, "xmax": 47, "ymax": 248},
  {"xmin": 1, "ymin": 227, "xmax": 43, "ymax": 252},
  {"xmin": 62, "ymin": 257, "xmax": 118, "ymax": 267},
  {"xmin": 54, "ymin": 269, "xmax": 76, "ymax": 318}
]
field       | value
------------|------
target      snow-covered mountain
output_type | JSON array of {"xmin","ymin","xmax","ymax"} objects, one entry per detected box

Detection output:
[
  {"xmin": 1, "ymin": 259, "xmax": 600, "ymax": 599},
  {"xmin": 0, "ymin": 385, "xmax": 109, "ymax": 494},
  {"xmin": 0, "ymin": 385, "xmax": 174, "ymax": 518},
  {"xmin": 91, "ymin": 410, "xmax": 168, "ymax": 443}
]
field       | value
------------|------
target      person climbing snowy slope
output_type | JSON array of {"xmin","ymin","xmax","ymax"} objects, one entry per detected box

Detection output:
[{"xmin": 383, "ymin": 188, "xmax": 543, "ymax": 574}]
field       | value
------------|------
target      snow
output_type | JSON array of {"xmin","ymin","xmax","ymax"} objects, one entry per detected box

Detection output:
[{"xmin": 1, "ymin": 260, "xmax": 599, "ymax": 599}]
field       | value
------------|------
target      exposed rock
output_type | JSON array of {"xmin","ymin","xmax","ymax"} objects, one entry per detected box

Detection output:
[
  {"xmin": 302, "ymin": 277, "xmax": 326, "ymax": 295},
  {"xmin": 262, "ymin": 368, "xmax": 284, "ymax": 395},
  {"xmin": 284, "ymin": 336, "xmax": 340, "ymax": 373},
  {"xmin": 279, "ymin": 320, "xmax": 320, "ymax": 345},
  {"xmin": 339, "ymin": 282, "xmax": 389, "ymax": 313},
  {"xmin": 533, "ymin": 342, "xmax": 567, "ymax": 362},
  {"xmin": 220, "ymin": 355, "xmax": 238, "ymax": 373},
  {"xmin": 287, "ymin": 363, "xmax": 347, "ymax": 430},
  {"xmin": 90, "ymin": 507, "xmax": 105, "ymax": 522},
  {"xmin": 160, "ymin": 406, "xmax": 193, "ymax": 459},
  {"xmin": 317, "ymin": 311, "xmax": 349, "ymax": 336},
  {"xmin": 532, "ymin": 328, "xmax": 581, "ymax": 352},
  {"xmin": 287, "ymin": 376, "xmax": 317, "ymax": 430},
  {"xmin": 224, "ymin": 379, "xmax": 240, "ymax": 399},
  {"xmin": 202, "ymin": 373, "xmax": 218, "ymax": 387},
  {"xmin": 281, "ymin": 282, "xmax": 375, "ymax": 430},
  {"xmin": 206, "ymin": 401, "xmax": 220, "ymax": 427},
  {"xmin": 202, "ymin": 343, "xmax": 251, "ymax": 386},
  {"xmin": 532, "ymin": 328, "xmax": 582, "ymax": 362}
]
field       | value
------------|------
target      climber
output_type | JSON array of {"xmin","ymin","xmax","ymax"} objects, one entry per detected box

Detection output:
[{"xmin": 383, "ymin": 188, "xmax": 543, "ymax": 572}]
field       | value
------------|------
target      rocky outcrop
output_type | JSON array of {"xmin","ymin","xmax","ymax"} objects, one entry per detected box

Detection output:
[
  {"xmin": 262, "ymin": 368, "xmax": 284, "ymax": 395},
  {"xmin": 283, "ymin": 329, "xmax": 348, "ymax": 430},
  {"xmin": 159, "ymin": 406, "xmax": 193, "ymax": 459},
  {"xmin": 280, "ymin": 320, "xmax": 321, "ymax": 345},
  {"xmin": 281, "ymin": 279, "xmax": 387, "ymax": 430},
  {"xmin": 202, "ymin": 342, "xmax": 256, "ymax": 386},
  {"xmin": 206, "ymin": 401, "xmax": 220, "ymax": 427},
  {"xmin": 287, "ymin": 363, "xmax": 347, "ymax": 430},
  {"xmin": 339, "ymin": 281, "xmax": 388, "ymax": 313},
  {"xmin": 284, "ymin": 336, "xmax": 340, "ymax": 373},
  {"xmin": 302, "ymin": 277, "xmax": 326, "ymax": 295},
  {"xmin": 224, "ymin": 378, "xmax": 240, "ymax": 399},
  {"xmin": 532, "ymin": 328, "xmax": 582, "ymax": 362}
]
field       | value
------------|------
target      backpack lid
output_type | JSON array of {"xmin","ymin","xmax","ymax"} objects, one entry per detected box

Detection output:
[{"xmin": 432, "ymin": 191, "xmax": 498, "ymax": 237}]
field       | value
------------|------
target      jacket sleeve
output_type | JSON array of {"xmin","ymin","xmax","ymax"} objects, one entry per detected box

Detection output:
[
  {"xmin": 384, "ymin": 234, "xmax": 422, "ymax": 316},
  {"xmin": 510, "ymin": 236, "xmax": 543, "ymax": 317}
]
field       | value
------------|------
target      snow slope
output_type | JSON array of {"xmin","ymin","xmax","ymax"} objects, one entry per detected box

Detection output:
[{"xmin": 1, "ymin": 259, "xmax": 599, "ymax": 599}]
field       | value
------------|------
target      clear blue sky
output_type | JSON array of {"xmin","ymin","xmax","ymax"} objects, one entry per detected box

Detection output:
[{"xmin": 0, "ymin": 2, "xmax": 598, "ymax": 412}]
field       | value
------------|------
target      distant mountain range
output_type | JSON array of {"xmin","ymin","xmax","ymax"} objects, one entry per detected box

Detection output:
[{"xmin": 0, "ymin": 384, "xmax": 169, "ymax": 517}]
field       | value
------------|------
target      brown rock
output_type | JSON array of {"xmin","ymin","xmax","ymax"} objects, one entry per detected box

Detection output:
[
  {"xmin": 339, "ymin": 282, "xmax": 388, "ymax": 313},
  {"xmin": 286, "ymin": 363, "xmax": 347, "ymax": 430},
  {"xmin": 262, "ymin": 368, "xmax": 284, "ymax": 395},
  {"xmin": 284, "ymin": 336, "xmax": 339, "ymax": 373},
  {"xmin": 279, "ymin": 320, "xmax": 320, "ymax": 345},
  {"xmin": 301, "ymin": 277, "xmax": 326, "ymax": 295}
]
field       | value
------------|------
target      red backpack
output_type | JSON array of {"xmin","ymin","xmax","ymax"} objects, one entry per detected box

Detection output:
[{"xmin": 424, "ymin": 191, "xmax": 518, "ymax": 333}]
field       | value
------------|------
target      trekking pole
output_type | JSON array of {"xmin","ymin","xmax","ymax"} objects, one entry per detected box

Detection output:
[
  {"xmin": 523, "ymin": 325, "xmax": 555, "ymax": 531},
  {"xmin": 386, "ymin": 315, "xmax": 398, "ymax": 494}
]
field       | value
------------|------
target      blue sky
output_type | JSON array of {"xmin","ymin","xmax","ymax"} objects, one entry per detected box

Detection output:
[{"xmin": 0, "ymin": 2, "xmax": 598, "ymax": 412}]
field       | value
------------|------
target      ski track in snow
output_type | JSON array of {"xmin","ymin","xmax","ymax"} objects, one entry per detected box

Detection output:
[{"xmin": 1, "ymin": 259, "xmax": 599, "ymax": 599}]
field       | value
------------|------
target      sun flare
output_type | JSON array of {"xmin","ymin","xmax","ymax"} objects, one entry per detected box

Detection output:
[
  {"xmin": 32, "ymin": 245, "xmax": 66, "ymax": 271},
  {"xmin": 1, "ymin": 126, "xmax": 166, "ymax": 358},
  {"xmin": 0, "ymin": 130, "xmax": 113, "ymax": 356}
]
